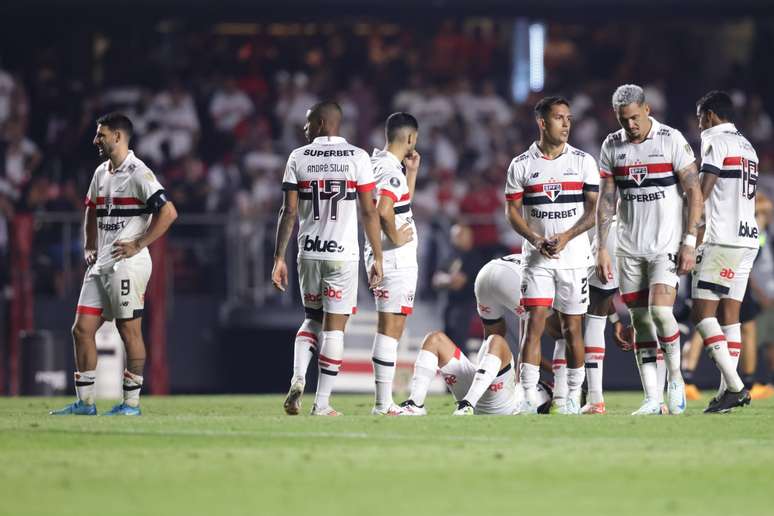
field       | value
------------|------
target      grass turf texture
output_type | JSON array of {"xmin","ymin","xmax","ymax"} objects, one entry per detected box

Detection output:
[{"xmin": 1, "ymin": 393, "xmax": 772, "ymax": 516}]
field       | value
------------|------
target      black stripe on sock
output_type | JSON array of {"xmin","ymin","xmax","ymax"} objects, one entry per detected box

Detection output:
[
  {"xmin": 75, "ymin": 381, "xmax": 95, "ymax": 387},
  {"xmin": 585, "ymin": 363, "xmax": 599, "ymax": 369},
  {"xmin": 320, "ymin": 369, "xmax": 339, "ymax": 376},
  {"xmin": 372, "ymin": 357, "xmax": 395, "ymax": 367},
  {"xmin": 476, "ymin": 368, "xmax": 487, "ymax": 374},
  {"xmin": 123, "ymin": 384, "xmax": 142, "ymax": 391},
  {"xmin": 642, "ymin": 357, "xmax": 657, "ymax": 364}
]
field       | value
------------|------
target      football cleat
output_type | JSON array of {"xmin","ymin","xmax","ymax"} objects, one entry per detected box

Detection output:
[
  {"xmin": 519, "ymin": 398, "xmax": 539, "ymax": 415},
  {"xmin": 703, "ymin": 389, "xmax": 751, "ymax": 414},
  {"xmin": 310, "ymin": 404, "xmax": 342, "ymax": 416},
  {"xmin": 371, "ymin": 404, "xmax": 404, "ymax": 416},
  {"xmin": 49, "ymin": 399, "xmax": 96, "ymax": 416},
  {"xmin": 102, "ymin": 403, "xmax": 141, "ymax": 416},
  {"xmin": 397, "ymin": 399, "xmax": 426, "ymax": 416},
  {"xmin": 548, "ymin": 398, "xmax": 566, "ymax": 414},
  {"xmin": 666, "ymin": 378, "xmax": 687, "ymax": 415},
  {"xmin": 452, "ymin": 400, "xmax": 474, "ymax": 416},
  {"xmin": 558, "ymin": 397, "xmax": 581, "ymax": 415},
  {"xmin": 283, "ymin": 380, "xmax": 305, "ymax": 415},
  {"xmin": 684, "ymin": 383, "xmax": 702, "ymax": 401},
  {"xmin": 631, "ymin": 399, "xmax": 662, "ymax": 416},
  {"xmin": 580, "ymin": 402, "xmax": 606, "ymax": 415},
  {"xmin": 750, "ymin": 383, "xmax": 774, "ymax": 400}
]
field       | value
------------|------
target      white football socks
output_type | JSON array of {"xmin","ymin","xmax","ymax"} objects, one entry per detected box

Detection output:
[
  {"xmin": 74, "ymin": 370, "xmax": 96, "ymax": 406},
  {"xmin": 583, "ymin": 314, "xmax": 606, "ymax": 404},
  {"xmin": 520, "ymin": 362, "xmax": 541, "ymax": 407},
  {"xmin": 463, "ymin": 353, "xmax": 501, "ymax": 407},
  {"xmin": 122, "ymin": 370, "xmax": 143, "ymax": 408},
  {"xmin": 567, "ymin": 367, "xmax": 585, "ymax": 407},
  {"xmin": 696, "ymin": 318, "xmax": 744, "ymax": 393},
  {"xmin": 372, "ymin": 333, "xmax": 399, "ymax": 410},
  {"xmin": 292, "ymin": 319, "xmax": 321, "ymax": 384},
  {"xmin": 408, "ymin": 349, "xmax": 438, "ymax": 407},
  {"xmin": 651, "ymin": 306, "xmax": 682, "ymax": 381},
  {"xmin": 552, "ymin": 339, "xmax": 568, "ymax": 404},
  {"xmin": 314, "ymin": 330, "xmax": 344, "ymax": 410},
  {"xmin": 630, "ymin": 307, "xmax": 659, "ymax": 403}
]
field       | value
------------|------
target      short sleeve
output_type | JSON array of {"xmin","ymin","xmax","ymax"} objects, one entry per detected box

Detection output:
[
  {"xmin": 598, "ymin": 138, "xmax": 613, "ymax": 178},
  {"xmin": 134, "ymin": 168, "xmax": 167, "ymax": 211},
  {"xmin": 582, "ymin": 154, "xmax": 600, "ymax": 191},
  {"xmin": 84, "ymin": 171, "xmax": 98, "ymax": 208},
  {"xmin": 700, "ymin": 137, "xmax": 727, "ymax": 175},
  {"xmin": 281, "ymin": 153, "xmax": 298, "ymax": 191},
  {"xmin": 504, "ymin": 158, "xmax": 524, "ymax": 201},
  {"xmin": 671, "ymin": 131, "xmax": 696, "ymax": 172},
  {"xmin": 377, "ymin": 168, "xmax": 403, "ymax": 202},
  {"xmin": 355, "ymin": 152, "xmax": 376, "ymax": 192}
]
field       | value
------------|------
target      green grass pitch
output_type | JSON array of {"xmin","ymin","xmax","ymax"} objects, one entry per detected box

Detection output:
[{"xmin": 1, "ymin": 393, "xmax": 772, "ymax": 516}]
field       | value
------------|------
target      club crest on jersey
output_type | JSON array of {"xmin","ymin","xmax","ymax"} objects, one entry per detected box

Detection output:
[
  {"xmin": 628, "ymin": 166, "xmax": 648, "ymax": 185},
  {"xmin": 543, "ymin": 180, "xmax": 562, "ymax": 202}
]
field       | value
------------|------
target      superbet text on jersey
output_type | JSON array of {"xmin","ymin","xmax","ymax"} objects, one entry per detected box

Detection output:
[
  {"xmin": 599, "ymin": 117, "xmax": 695, "ymax": 257},
  {"xmin": 504, "ymin": 142, "xmax": 599, "ymax": 269},
  {"xmin": 281, "ymin": 136, "xmax": 376, "ymax": 262},
  {"xmin": 700, "ymin": 122, "xmax": 759, "ymax": 248}
]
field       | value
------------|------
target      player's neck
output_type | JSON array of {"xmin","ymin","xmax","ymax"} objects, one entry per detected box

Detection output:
[
  {"xmin": 385, "ymin": 144, "xmax": 406, "ymax": 162},
  {"xmin": 109, "ymin": 148, "xmax": 130, "ymax": 171},
  {"xmin": 536, "ymin": 139, "xmax": 565, "ymax": 160}
]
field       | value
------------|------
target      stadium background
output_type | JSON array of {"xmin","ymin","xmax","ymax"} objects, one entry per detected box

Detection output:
[{"xmin": 2, "ymin": 0, "xmax": 774, "ymax": 397}]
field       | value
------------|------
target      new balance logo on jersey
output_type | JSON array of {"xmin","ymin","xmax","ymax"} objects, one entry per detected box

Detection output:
[
  {"xmin": 720, "ymin": 268, "xmax": 735, "ymax": 279},
  {"xmin": 738, "ymin": 221, "xmax": 759, "ymax": 239},
  {"xmin": 303, "ymin": 235, "xmax": 345, "ymax": 253},
  {"xmin": 323, "ymin": 287, "xmax": 343, "ymax": 300},
  {"xmin": 629, "ymin": 166, "xmax": 648, "ymax": 185},
  {"xmin": 543, "ymin": 182, "xmax": 562, "ymax": 201}
]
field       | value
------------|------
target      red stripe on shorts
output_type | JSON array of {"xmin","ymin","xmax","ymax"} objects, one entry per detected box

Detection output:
[{"xmin": 76, "ymin": 305, "xmax": 102, "ymax": 316}]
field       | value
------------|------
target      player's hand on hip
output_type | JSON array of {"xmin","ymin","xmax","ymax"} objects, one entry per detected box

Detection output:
[
  {"xmin": 111, "ymin": 240, "xmax": 141, "ymax": 260},
  {"xmin": 677, "ymin": 244, "xmax": 696, "ymax": 275},
  {"xmin": 596, "ymin": 249, "xmax": 612, "ymax": 285},
  {"xmin": 395, "ymin": 223, "xmax": 414, "ymax": 246},
  {"xmin": 271, "ymin": 258, "xmax": 288, "ymax": 292},
  {"xmin": 369, "ymin": 259, "xmax": 383, "ymax": 289},
  {"xmin": 84, "ymin": 249, "xmax": 97, "ymax": 267},
  {"xmin": 613, "ymin": 323, "xmax": 634, "ymax": 352},
  {"xmin": 403, "ymin": 150, "xmax": 421, "ymax": 173}
]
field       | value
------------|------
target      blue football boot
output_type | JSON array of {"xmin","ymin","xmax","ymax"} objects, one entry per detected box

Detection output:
[
  {"xmin": 49, "ymin": 399, "xmax": 97, "ymax": 416},
  {"xmin": 102, "ymin": 403, "xmax": 141, "ymax": 416}
]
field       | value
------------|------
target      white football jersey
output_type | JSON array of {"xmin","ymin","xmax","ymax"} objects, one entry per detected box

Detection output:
[
  {"xmin": 85, "ymin": 150, "xmax": 166, "ymax": 276},
  {"xmin": 599, "ymin": 117, "xmax": 695, "ymax": 257},
  {"xmin": 364, "ymin": 149, "xmax": 417, "ymax": 268},
  {"xmin": 700, "ymin": 122, "xmax": 759, "ymax": 249},
  {"xmin": 282, "ymin": 136, "xmax": 375, "ymax": 262},
  {"xmin": 505, "ymin": 142, "xmax": 599, "ymax": 269}
]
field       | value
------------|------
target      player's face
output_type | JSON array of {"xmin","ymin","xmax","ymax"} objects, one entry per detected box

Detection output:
[
  {"xmin": 616, "ymin": 103, "xmax": 650, "ymax": 140},
  {"xmin": 93, "ymin": 124, "xmax": 117, "ymax": 158},
  {"xmin": 540, "ymin": 103, "xmax": 572, "ymax": 145},
  {"xmin": 697, "ymin": 107, "xmax": 712, "ymax": 131}
]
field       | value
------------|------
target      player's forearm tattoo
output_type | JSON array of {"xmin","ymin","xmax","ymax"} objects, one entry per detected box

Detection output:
[
  {"xmin": 677, "ymin": 164, "xmax": 703, "ymax": 235},
  {"xmin": 274, "ymin": 205, "xmax": 296, "ymax": 259},
  {"xmin": 596, "ymin": 178, "xmax": 617, "ymax": 245}
]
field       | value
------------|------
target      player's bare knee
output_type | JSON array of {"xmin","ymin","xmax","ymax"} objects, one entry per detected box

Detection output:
[
  {"xmin": 485, "ymin": 335, "xmax": 512, "ymax": 363},
  {"xmin": 422, "ymin": 331, "xmax": 449, "ymax": 353}
]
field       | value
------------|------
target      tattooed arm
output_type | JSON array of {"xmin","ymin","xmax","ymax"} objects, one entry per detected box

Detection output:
[
  {"xmin": 595, "ymin": 176, "xmax": 617, "ymax": 284},
  {"xmin": 271, "ymin": 190, "xmax": 299, "ymax": 292},
  {"xmin": 676, "ymin": 162, "xmax": 703, "ymax": 274}
]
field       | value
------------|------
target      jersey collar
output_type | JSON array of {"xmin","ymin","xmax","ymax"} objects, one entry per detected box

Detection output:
[
  {"xmin": 529, "ymin": 141, "xmax": 569, "ymax": 160},
  {"xmin": 313, "ymin": 136, "xmax": 347, "ymax": 145},
  {"xmin": 701, "ymin": 122, "xmax": 736, "ymax": 139},
  {"xmin": 110, "ymin": 150, "xmax": 136, "ymax": 174},
  {"xmin": 372, "ymin": 148, "xmax": 403, "ymax": 168}
]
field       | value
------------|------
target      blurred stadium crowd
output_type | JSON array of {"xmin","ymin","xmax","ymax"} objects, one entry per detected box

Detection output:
[{"xmin": 1, "ymin": 19, "xmax": 774, "ymax": 307}]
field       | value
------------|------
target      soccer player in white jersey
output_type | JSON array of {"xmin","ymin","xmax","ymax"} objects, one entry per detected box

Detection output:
[
  {"xmin": 364, "ymin": 112, "xmax": 421, "ymax": 415},
  {"xmin": 596, "ymin": 84, "xmax": 703, "ymax": 415},
  {"xmin": 272, "ymin": 101, "xmax": 383, "ymax": 416},
  {"xmin": 505, "ymin": 96, "xmax": 600, "ymax": 415},
  {"xmin": 50, "ymin": 113, "xmax": 178, "ymax": 416},
  {"xmin": 399, "ymin": 255, "xmax": 551, "ymax": 416},
  {"xmin": 692, "ymin": 90, "xmax": 756, "ymax": 413}
]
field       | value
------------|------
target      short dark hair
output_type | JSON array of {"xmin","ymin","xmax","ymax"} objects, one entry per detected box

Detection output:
[
  {"xmin": 534, "ymin": 96, "xmax": 570, "ymax": 120},
  {"xmin": 97, "ymin": 112, "xmax": 134, "ymax": 139},
  {"xmin": 309, "ymin": 101, "xmax": 342, "ymax": 120},
  {"xmin": 697, "ymin": 90, "xmax": 734, "ymax": 121},
  {"xmin": 385, "ymin": 112, "xmax": 419, "ymax": 142}
]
